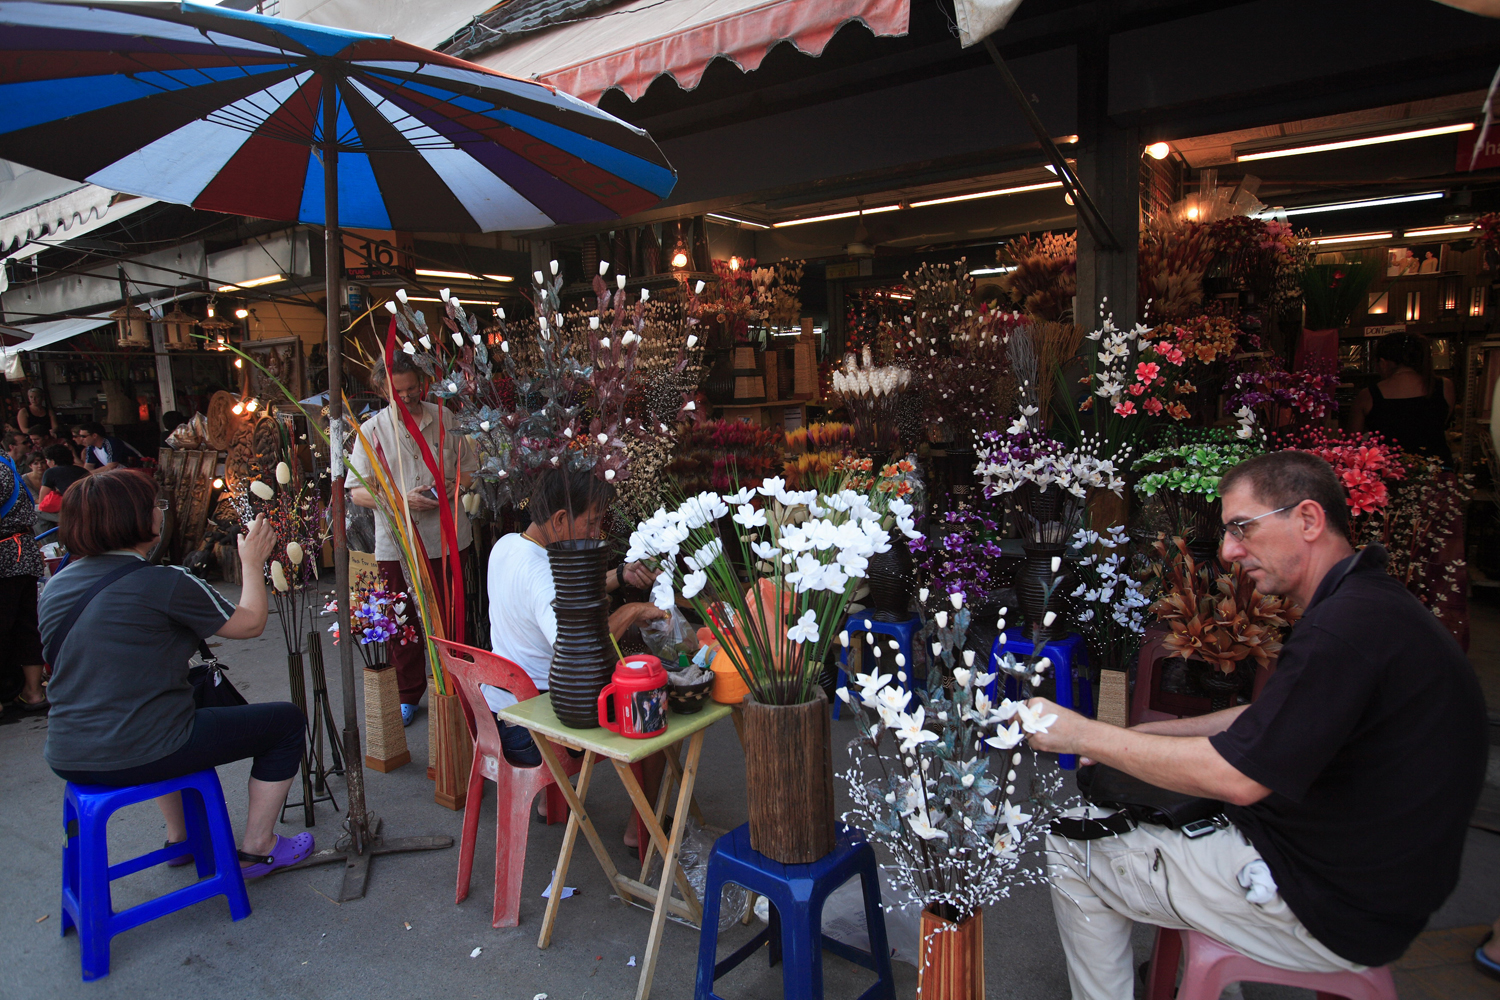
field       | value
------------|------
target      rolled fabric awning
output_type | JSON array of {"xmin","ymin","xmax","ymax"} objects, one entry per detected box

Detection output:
[{"xmin": 472, "ymin": 0, "xmax": 910, "ymax": 106}]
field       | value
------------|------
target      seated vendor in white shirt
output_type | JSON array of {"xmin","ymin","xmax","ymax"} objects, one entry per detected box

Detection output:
[{"xmin": 486, "ymin": 467, "xmax": 665, "ymax": 845}]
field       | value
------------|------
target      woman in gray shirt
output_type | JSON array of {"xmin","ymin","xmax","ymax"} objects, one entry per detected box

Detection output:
[{"xmin": 40, "ymin": 470, "xmax": 313, "ymax": 877}]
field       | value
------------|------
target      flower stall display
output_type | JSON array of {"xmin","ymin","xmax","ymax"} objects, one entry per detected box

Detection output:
[
  {"xmin": 784, "ymin": 421, "xmax": 856, "ymax": 489},
  {"xmin": 996, "ymin": 231, "xmax": 1076, "ymax": 322},
  {"xmin": 627, "ymin": 478, "xmax": 918, "ymax": 862},
  {"xmin": 666, "ymin": 419, "xmax": 786, "ymax": 495},
  {"xmin": 1280, "ymin": 428, "xmax": 1404, "ymax": 520},
  {"xmin": 911, "ymin": 506, "xmax": 1008, "ymax": 603},
  {"xmin": 840, "ymin": 592, "xmax": 1062, "ymax": 999},
  {"xmin": 1226, "ymin": 356, "xmax": 1339, "ymax": 430},
  {"xmin": 1150, "ymin": 537, "xmax": 1300, "ymax": 711}
]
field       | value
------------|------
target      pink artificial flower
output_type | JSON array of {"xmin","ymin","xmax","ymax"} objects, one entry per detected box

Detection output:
[
  {"xmin": 1136, "ymin": 361, "xmax": 1161, "ymax": 384},
  {"xmin": 1128, "ymin": 382, "xmax": 1146, "ymax": 396},
  {"xmin": 1143, "ymin": 396, "xmax": 1164, "ymax": 415},
  {"xmin": 1114, "ymin": 400, "xmax": 1137, "ymax": 416}
]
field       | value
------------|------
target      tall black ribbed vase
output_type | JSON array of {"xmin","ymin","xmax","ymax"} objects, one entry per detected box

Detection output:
[
  {"xmin": 1016, "ymin": 541, "xmax": 1070, "ymax": 645},
  {"xmin": 547, "ymin": 538, "xmax": 613, "ymax": 729}
]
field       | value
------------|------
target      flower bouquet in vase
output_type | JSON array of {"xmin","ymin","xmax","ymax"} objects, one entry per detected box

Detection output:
[
  {"xmin": 627, "ymin": 477, "xmax": 919, "ymax": 862},
  {"xmin": 976, "ymin": 418, "xmax": 1126, "ymax": 642},
  {"xmin": 325, "ymin": 585, "xmax": 419, "ymax": 772},
  {"xmin": 840, "ymin": 592, "xmax": 1063, "ymax": 999},
  {"xmin": 1133, "ymin": 433, "xmax": 1264, "ymax": 560}
]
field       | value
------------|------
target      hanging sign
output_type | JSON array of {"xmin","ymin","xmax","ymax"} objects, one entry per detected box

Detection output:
[{"xmin": 343, "ymin": 230, "xmax": 415, "ymax": 281}]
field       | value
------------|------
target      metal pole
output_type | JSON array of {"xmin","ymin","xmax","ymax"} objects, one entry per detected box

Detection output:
[{"xmin": 322, "ymin": 72, "xmax": 369, "ymax": 855}]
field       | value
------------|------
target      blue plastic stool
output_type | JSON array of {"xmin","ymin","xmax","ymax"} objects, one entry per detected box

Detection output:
[
  {"xmin": 988, "ymin": 630, "xmax": 1092, "ymax": 770},
  {"xmin": 695, "ymin": 823, "xmax": 895, "ymax": 1000},
  {"xmin": 61, "ymin": 768, "xmax": 251, "ymax": 981},
  {"xmin": 833, "ymin": 612, "xmax": 922, "ymax": 720}
]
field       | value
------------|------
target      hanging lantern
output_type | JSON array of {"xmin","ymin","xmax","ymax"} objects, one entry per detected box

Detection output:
[
  {"xmin": 200, "ymin": 312, "xmax": 237, "ymax": 351},
  {"xmin": 111, "ymin": 302, "xmax": 150, "ymax": 348},
  {"xmin": 162, "ymin": 306, "xmax": 199, "ymax": 349}
]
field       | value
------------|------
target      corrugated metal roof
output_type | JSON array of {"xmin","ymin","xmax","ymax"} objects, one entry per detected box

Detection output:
[{"xmin": 442, "ymin": 0, "xmax": 620, "ymax": 61}]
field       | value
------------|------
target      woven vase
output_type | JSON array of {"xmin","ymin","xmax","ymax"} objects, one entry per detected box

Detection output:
[{"xmin": 363, "ymin": 666, "xmax": 410, "ymax": 772}]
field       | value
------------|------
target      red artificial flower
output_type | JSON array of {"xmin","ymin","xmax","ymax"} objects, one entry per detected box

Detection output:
[
  {"xmin": 1128, "ymin": 382, "xmax": 1146, "ymax": 396},
  {"xmin": 1114, "ymin": 400, "xmax": 1137, "ymax": 416},
  {"xmin": 1136, "ymin": 361, "xmax": 1161, "ymax": 384},
  {"xmin": 1144, "ymin": 396, "xmax": 1164, "ymax": 415}
]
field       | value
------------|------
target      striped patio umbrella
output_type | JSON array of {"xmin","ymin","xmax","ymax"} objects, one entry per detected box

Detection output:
[
  {"xmin": 0, "ymin": 0, "xmax": 679, "ymax": 868},
  {"xmin": 0, "ymin": 0, "xmax": 677, "ymax": 231}
]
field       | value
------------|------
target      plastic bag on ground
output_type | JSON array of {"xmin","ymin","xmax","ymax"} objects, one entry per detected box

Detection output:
[
  {"xmin": 815, "ymin": 865, "xmax": 922, "ymax": 967},
  {"xmin": 643, "ymin": 816, "xmax": 748, "ymax": 931}
]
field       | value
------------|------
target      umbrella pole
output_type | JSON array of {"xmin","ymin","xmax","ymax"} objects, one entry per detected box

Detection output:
[{"xmin": 302, "ymin": 74, "xmax": 451, "ymax": 900}]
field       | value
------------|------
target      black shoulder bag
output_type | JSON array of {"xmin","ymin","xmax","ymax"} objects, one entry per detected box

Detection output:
[
  {"xmin": 46, "ymin": 560, "xmax": 247, "ymax": 709},
  {"xmin": 1073, "ymin": 762, "xmax": 1223, "ymax": 830}
]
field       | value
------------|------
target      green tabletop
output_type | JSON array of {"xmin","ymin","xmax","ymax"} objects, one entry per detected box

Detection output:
[{"xmin": 500, "ymin": 695, "xmax": 734, "ymax": 764}]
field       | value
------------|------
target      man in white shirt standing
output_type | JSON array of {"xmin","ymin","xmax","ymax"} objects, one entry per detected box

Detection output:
[
  {"xmin": 487, "ymin": 467, "xmax": 664, "ymax": 844},
  {"xmin": 347, "ymin": 353, "xmax": 477, "ymax": 726}
]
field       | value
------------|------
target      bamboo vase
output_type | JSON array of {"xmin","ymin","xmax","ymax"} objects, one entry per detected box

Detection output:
[
  {"xmin": 363, "ymin": 666, "xmax": 411, "ymax": 772},
  {"xmin": 741, "ymin": 690, "xmax": 836, "ymax": 864},
  {"xmin": 430, "ymin": 690, "xmax": 473, "ymax": 811},
  {"xmin": 918, "ymin": 906, "xmax": 985, "ymax": 1000}
]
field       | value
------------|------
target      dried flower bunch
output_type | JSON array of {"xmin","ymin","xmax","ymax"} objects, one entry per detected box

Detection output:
[
  {"xmin": 997, "ymin": 232, "xmax": 1076, "ymax": 321},
  {"xmin": 1150, "ymin": 537, "xmax": 1300, "ymax": 674},
  {"xmin": 749, "ymin": 260, "xmax": 804, "ymax": 331},
  {"xmin": 884, "ymin": 263, "xmax": 1018, "ymax": 440},
  {"xmin": 1359, "ymin": 454, "xmax": 1471, "ymax": 636},
  {"xmin": 1138, "ymin": 218, "xmax": 1216, "ymax": 320},
  {"xmin": 666, "ymin": 419, "xmax": 785, "ymax": 495},
  {"xmin": 832, "ymin": 346, "xmax": 912, "ymax": 452},
  {"xmin": 229, "ymin": 459, "xmax": 327, "ymax": 656},
  {"xmin": 840, "ymin": 591, "xmax": 1063, "ymax": 916}
]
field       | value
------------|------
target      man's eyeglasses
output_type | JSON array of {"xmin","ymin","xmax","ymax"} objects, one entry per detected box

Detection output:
[{"xmin": 1221, "ymin": 503, "xmax": 1299, "ymax": 541}]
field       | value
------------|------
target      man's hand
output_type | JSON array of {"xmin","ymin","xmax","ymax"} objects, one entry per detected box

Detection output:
[
  {"xmin": 237, "ymin": 515, "xmax": 277, "ymax": 569},
  {"xmin": 1021, "ymin": 697, "xmax": 1092, "ymax": 756},
  {"xmin": 609, "ymin": 601, "xmax": 667, "ymax": 639},
  {"xmin": 406, "ymin": 487, "xmax": 439, "ymax": 512},
  {"xmin": 622, "ymin": 561, "xmax": 659, "ymax": 589}
]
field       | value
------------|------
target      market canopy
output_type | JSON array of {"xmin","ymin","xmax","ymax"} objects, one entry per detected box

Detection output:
[{"xmin": 467, "ymin": 0, "xmax": 910, "ymax": 106}]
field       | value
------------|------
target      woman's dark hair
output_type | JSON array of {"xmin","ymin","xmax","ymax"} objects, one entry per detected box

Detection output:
[
  {"xmin": 529, "ymin": 467, "xmax": 616, "ymax": 526},
  {"xmin": 368, "ymin": 351, "xmax": 423, "ymax": 393},
  {"xmin": 44, "ymin": 444, "xmax": 73, "ymax": 465},
  {"xmin": 1374, "ymin": 332, "xmax": 1432, "ymax": 389},
  {"xmin": 1218, "ymin": 451, "xmax": 1351, "ymax": 541},
  {"xmin": 161, "ymin": 410, "xmax": 187, "ymax": 433},
  {"xmin": 59, "ymin": 469, "xmax": 158, "ymax": 557}
]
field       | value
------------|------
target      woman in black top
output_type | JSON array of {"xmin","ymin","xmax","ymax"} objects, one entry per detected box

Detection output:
[
  {"xmin": 16, "ymin": 386, "xmax": 60, "ymax": 437},
  {"xmin": 1350, "ymin": 333, "xmax": 1454, "ymax": 463}
]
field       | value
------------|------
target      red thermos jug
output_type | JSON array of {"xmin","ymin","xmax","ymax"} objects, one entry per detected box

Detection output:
[{"xmin": 597, "ymin": 655, "xmax": 669, "ymax": 738}]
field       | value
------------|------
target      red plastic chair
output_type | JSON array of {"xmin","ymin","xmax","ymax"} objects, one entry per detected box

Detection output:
[
  {"xmin": 1147, "ymin": 927, "xmax": 1397, "ymax": 1000},
  {"xmin": 435, "ymin": 639, "xmax": 577, "ymax": 928}
]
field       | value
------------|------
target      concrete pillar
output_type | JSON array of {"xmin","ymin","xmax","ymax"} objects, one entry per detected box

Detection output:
[{"xmin": 1074, "ymin": 34, "xmax": 1140, "ymax": 333}]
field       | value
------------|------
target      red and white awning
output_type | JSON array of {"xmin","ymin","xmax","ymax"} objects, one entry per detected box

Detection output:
[{"xmin": 472, "ymin": 0, "xmax": 910, "ymax": 106}]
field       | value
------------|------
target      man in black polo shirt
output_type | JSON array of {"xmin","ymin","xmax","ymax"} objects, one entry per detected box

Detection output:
[{"xmin": 1028, "ymin": 450, "xmax": 1485, "ymax": 1000}]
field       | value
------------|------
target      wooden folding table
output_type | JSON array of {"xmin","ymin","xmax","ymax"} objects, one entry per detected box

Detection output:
[{"xmin": 498, "ymin": 696, "xmax": 735, "ymax": 1000}]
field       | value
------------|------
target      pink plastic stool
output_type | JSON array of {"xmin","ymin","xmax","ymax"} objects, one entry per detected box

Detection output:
[{"xmin": 1147, "ymin": 927, "xmax": 1397, "ymax": 1000}]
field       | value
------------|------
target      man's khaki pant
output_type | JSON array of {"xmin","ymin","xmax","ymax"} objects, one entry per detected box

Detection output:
[{"xmin": 1047, "ymin": 822, "xmax": 1363, "ymax": 1000}]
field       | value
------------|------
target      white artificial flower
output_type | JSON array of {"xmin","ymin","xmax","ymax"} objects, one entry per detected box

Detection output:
[
  {"xmin": 962, "ymin": 649, "xmax": 976, "ymax": 668},
  {"xmin": 953, "ymin": 667, "xmax": 972, "ymax": 688},
  {"xmin": 918, "ymin": 587, "xmax": 930, "ymax": 604},
  {"xmin": 985, "ymin": 722, "xmax": 1023, "ymax": 750},
  {"xmin": 895, "ymin": 706, "xmax": 940, "ymax": 753},
  {"xmin": 935, "ymin": 611, "xmax": 948, "ymax": 629},
  {"xmin": 686, "ymin": 334, "xmax": 699, "ymax": 349},
  {"xmin": 733, "ymin": 504, "xmax": 767, "ymax": 529},
  {"xmin": 402, "ymin": 341, "xmax": 417, "ymax": 355},
  {"xmin": 274, "ymin": 461, "xmax": 291, "ymax": 485},
  {"xmin": 854, "ymin": 671, "xmax": 892, "ymax": 708},
  {"xmin": 949, "ymin": 591, "xmax": 964, "ymax": 609},
  {"xmin": 786, "ymin": 609, "xmax": 820, "ymax": 645},
  {"xmin": 681, "ymin": 569, "xmax": 708, "ymax": 600},
  {"xmin": 1043, "ymin": 610, "xmax": 1057, "ymax": 627},
  {"xmin": 750, "ymin": 540, "xmax": 776, "ymax": 560},
  {"xmin": 617, "ymin": 274, "xmax": 627, "ymax": 290},
  {"xmin": 1016, "ymin": 701, "xmax": 1058, "ymax": 734},
  {"xmin": 907, "ymin": 809, "xmax": 949, "ymax": 842},
  {"xmin": 756, "ymin": 476, "xmax": 787, "ymax": 499}
]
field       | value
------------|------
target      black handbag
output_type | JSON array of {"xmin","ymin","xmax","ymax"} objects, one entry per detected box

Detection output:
[
  {"xmin": 1075, "ymin": 762, "xmax": 1224, "ymax": 830},
  {"xmin": 46, "ymin": 559, "xmax": 247, "ymax": 708}
]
